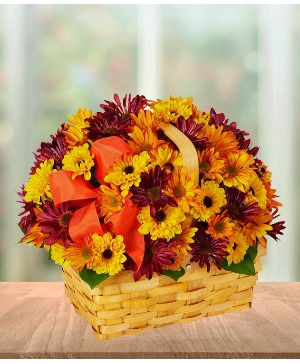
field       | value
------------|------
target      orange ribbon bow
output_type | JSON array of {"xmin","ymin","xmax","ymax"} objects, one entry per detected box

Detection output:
[{"xmin": 49, "ymin": 136, "xmax": 145, "ymax": 268}]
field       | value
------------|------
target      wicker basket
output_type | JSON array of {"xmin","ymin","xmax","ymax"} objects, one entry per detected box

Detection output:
[{"xmin": 62, "ymin": 244, "xmax": 266, "ymax": 340}]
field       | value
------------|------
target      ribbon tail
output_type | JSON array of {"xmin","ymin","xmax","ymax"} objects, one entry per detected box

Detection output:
[
  {"xmin": 69, "ymin": 201, "xmax": 103, "ymax": 241},
  {"xmin": 111, "ymin": 195, "xmax": 145, "ymax": 269}
]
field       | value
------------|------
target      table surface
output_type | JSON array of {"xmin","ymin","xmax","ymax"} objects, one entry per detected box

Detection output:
[{"xmin": 0, "ymin": 282, "xmax": 299, "ymax": 359}]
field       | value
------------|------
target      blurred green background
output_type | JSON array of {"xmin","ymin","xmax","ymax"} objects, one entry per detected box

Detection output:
[{"xmin": 0, "ymin": 4, "xmax": 299, "ymax": 281}]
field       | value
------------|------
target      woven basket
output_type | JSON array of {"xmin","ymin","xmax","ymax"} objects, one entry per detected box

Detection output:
[
  {"xmin": 61, "ymin": 121, "xmax": 267, "ymax": 340},
  {"xmin": 62, "ymin": 244, "xmax": 266, "ymax": 340}
]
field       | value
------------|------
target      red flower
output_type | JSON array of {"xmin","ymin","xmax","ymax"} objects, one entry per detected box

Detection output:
[
  {"xmin": 17, "ymin": 185, "xmax": 36, "ymax": 234},
  {"xmin": 38, "ymin": 202, "xmax": 75, "ymax": 247},
  {"xmin": 125, "ymin": 235, "xmax": 176, "ymax": 281},
  {"xmin": 130, "ymin": 165, "xmax": 177, "ymax": 217},
  {"xmin": 190, "ymin": 223, "xmax": 229, "ymax": 272},
  {"xmin": 176, "ymin": 116, "xmax": 208, "ymax": 151}
]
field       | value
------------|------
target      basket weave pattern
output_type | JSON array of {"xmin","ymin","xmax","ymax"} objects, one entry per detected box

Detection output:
[{"xmin": 62, "ymin": 245, "xmax": 266, "ymax": 340}]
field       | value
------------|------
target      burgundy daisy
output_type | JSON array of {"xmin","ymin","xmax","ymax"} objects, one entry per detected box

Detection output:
[
  {"xmin": 190, "ymin": 223, "xmax": 229, "ymax": 272},
  {"xmin": 100, "ymin": 93, "xmax": 148, "ymax": 122},
  {"xmin": 17, "ymin": 185, "xmax": 36, "ymax": 234},
  {"xmin": 209, "ymin": 108, "xmax": 259, "ymax": 157},
  {"xmin": 130, "ymin": 165, "xmax": 177, "ymax": 217},
  {"xmin": 38, "ymin": 202, "xmax": 75, "ymax": 247},
  {"xmin": 176, "ymin": 116, "xmax": 208, "ymax": 151},
  {"xmin": 31, "ymin": 127, "xmax": 68, "ymax": 174},
  {"xmin": 124, "ymin": 235, "xmax": 176, "ymax": 281},
  {"xmin": 223, "ymin": 186, "xmax": 260, "ymax": 225}
]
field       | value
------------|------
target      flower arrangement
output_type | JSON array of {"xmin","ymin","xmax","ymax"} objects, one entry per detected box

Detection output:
[{"xmin": 18, "ymin": 95, "xmax": 285, "ymax": 289}]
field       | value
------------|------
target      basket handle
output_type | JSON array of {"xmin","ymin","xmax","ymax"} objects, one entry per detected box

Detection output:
[{"xmin": 159, "ymin": 121, "xmax": 199, "ymax": 185}]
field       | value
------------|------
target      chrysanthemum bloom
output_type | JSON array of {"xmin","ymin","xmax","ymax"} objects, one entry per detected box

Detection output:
[
  {"xmin": 130, "ymin": 165, "xmax": 177, "ymax": 217},
  {"xmin": 130, "ymin": 109, "xmax": 160, "ymax": 132},
  {"xmin": 133, "ymin": 235, "xmax": 176, "ymax": 281},
  {"xmin": 223, "ymin": 186, "xmax": 260, "ymax": 225},
  {"xmin": 190, "ymin": 180, "xmax": 227, "ymax": 222},
  {"xmin": 21, "ymin": 223, "xmax": 48, "ymax": 249},
  {"xmin": 17, "ymin": 185, "xmax": 37, "ymax": 233},
  {"xmin": 176, "ymin": 116, "xmax": 208, "ymax": 151},
  {"xmin": 100, "ymin": 94, "xmax": 148, "ymax": 122},
  {"xmin": 206, "ymin": 212, "xmax": 235, "ymax": 240},
  {"xmin": 91, "ymin": 232, "xmax": 126, "ymax": 276},
  {"xmin": 64, "ymin": 235, "xmax": 94, "ymax": 271},
  {"xmin": 38, "ymin": 202, "xmax": 75, "ymax": 247},
  {"xmin": 32, "ymin": 128, "xmax": 68, "ymax": 173},
  {"xmin": 190, "ymin": 223, "xmax": 229, "ymax": 272},
  {"xmin": 98, "ymin": 184, "xmax": 124, "ymax": 223},
  {"xmin": 50, "ymin": 242, "xmax": 71, "ymax": 267},
  {"xmin": 137, "ymin": 205, "xmax": 185, "ymax": 241},
  {"xmin": 62, "ymin": 143, "xmax": 94, "ymax": 180},
  {"xmin": 173, "ymin": 216, "xmax": 198, "ymax": 252},
  {"xmin": 150, "ymin": 146, "xmax": 183, "ymax": 172},
  {"xmin": 222, "ymin": 150, "xmax": 256, "ymax": 192},
  {"xmin": 63, "ymin": 107, "xmax": 93, "ymax": 148},
  {"xmin": 225, "ymin": 230, "xmax": 249, "ymax": 266},
  {"xmin": 24, "ymin": 158, "xmax": 56, "ymax": 204},
  {"xmin": 191, "ymin": 104, "xmax": 211, "ymax": 125},
  {"xmin": 203, "ymin": 124, "xmax": 239, "ymax": 158},
  {"xmin": 166, "ymin": 166, "xmax": 199, "ymax": 213},
  {"xmin": 153, "ymin": 96, "xmax": 193, "ymax": 123},
  {"xmin": 127, "ymin": 126, "xmax": 165, "ymax": 155},
  {"xmin": 104, "ymin": 151, "xmax": 151, "ymax": 197},
  {"xmin": 245, "ymin": 173, "xmax": 267, "ymax": 209},
  {"xmin": 198, "ymin": 148, "xmax": 224, "ymax": 183},
  {"xmin": 243, "ymin": 210, "xmax": 273, "ymax": 247}
]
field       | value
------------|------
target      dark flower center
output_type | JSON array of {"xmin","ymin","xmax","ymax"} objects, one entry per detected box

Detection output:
[
  {"xmin": 261, "ymin": 167, "xmax": 265, "ymax": 173},
  {"xmin": 141, "ymin": 143, "xmax": 152, "ymax": 152},
  {"xmin": 226, "ymin": 165, "xmax": 238, "ymax": 176},
  {"xmin": 173, "ymin": 185, "xmax": 186, "ymax": 198},
  {"xmin": 120, "ymin": 112, "xmax": 130, "ymax": 121},
  {"xmin": 59, "ymin": 211, "xmax": 73, "ymax": 228},
  {"xmin": 203, "ymin": 196, "xmax": 213, "ymax": 208},
  {"xmin": 111, "ymin": 196, "xmax": 119, "ymax": 208},
  {"xmin": 198, "ymin": 239, "xmax": 212, "ymax": 255},
  {"xmin": 145, "ymin": 243, "xmax": 155, "ymax": 259},
  {"xmin": 81, "ymin": 246, "xmax": 91, "ymax": 260},
  {"xmin": 199, "ymin": 161, "xmax": 210, "ymax": 172},
  {"xmin": 233, "ymin": 243, "xmax": 237, "ymax": 251},
  {"xmin": 164, "ymin": 162, "xmax": 174, "ymax": 172},
  {"xmin": 102, "ymin": 248, "xmax": 113, "ymax": 259},
  {"xmin": 148, "ymin": 186, "xmax": 161, "ymax": 201},
  {"xmin": 104, "ymin": 127, "xmax": 119, "ymax": 135},
  {"xmin": 214, "ymin": 220, "xmax": 225, "ymax": 233},
  {"xmin": 155, "ymin": 210, "xmax": 166, "ymax": 222},
  {"xmin": 228, "ymin": 204, "xmax": 239, "ymax": 216},
  {"xmin": 124, "ymin": 165, "xmax": 134, "ymax": 174}
]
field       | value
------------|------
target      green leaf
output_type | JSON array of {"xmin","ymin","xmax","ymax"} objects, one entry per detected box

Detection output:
[
  {"xmin": 247, "ymin": 245, "xmax": 258, "ymax": 261},
  {"xmin": 219, "ymin": 252, "xmax": 256, "ymax": 276},
  {"xmin": 162, "ymin": 267, "xmax": 185, "ymax": 281},
  {"xmin": 79, "ymin": 267, "xmax": 109, "ymax": 289},
  {"xmin": 48, "ymin": 246, "xmax": 52, "ymax": 260}
]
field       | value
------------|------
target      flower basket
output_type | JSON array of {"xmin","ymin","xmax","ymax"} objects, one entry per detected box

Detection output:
[{"xmin": 18, "ymin": 94, "xmax": 285, "ymax": 341}]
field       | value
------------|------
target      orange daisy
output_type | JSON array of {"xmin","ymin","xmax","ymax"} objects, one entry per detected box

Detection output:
[
  {"xmin": 198, "ymin": 147, "xmax": 224, "ymax": 183},
  {"xmin": 206, "ymin": 213, "xmax": 235, "ymax": 240},
  {"xmin": 243, "ymin": 210, "xmax": 273, "ymax": 247},
  {"xmin": 128, "ymin": 126, "xmax": 165, "ymax": 155}
]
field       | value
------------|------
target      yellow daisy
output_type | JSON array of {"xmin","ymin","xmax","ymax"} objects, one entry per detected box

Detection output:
[
  {"xmin": 226, "ymin": 230, "xmax": 249, "ymax": 266},
  {"xmin": 245, "ymin": 173, "xmax": 267, "ymax": 209},
  {"xmin": 104, "ymin": 151, "xmax": 151, "ymax": 196},
  {"xmin": 137, "ymin": 205, "xmax": 186, "ymax": 241},
  {"xmin": 222, "ymin": 150, "xmax": 256, "ymax": 192},
  {"xmin": 198, "ymin": 147, "xmax": 224, "ymax": 183},
  {"xmin": 64, "ymin": 235, "xmax": 94, "ymax": 271},
  {"xmin": 24, "ymin": 159, "xmax": 55, "ymax": 204},
  {"xmin": 51, "ymin": 242, "xmax": 71, "ymax": 268},
  {"xmin": 243, "ymin": 210, "xmax": 273, "ymax": 247},
  {"xmin": 130, "ymin": 109, "xmax": 160, "ymax": 132},
  {"xmin": 206, "ymin": 213, "xmax": 235, "ymax": 240},
  {"xmin": 203, "ymin": 124, "xmax": 238, "ymax": 158},
  {"xmin": 190, "ymin": 180, "xmax": 227, "ymax": 222},
  {"xmin": 153, "ymin": 96, "xmax": 193, "ymax": 123},
  {"xmin": 21, "ymin": 223, "xmax": 47, "ymax": 249},
  {"xmin": 166, "ymin": 166, "xmax": 199, "ymax": 213},
  {"xmin": 128, "ymin": 126, "xmax": 165, "ymax": 155},
  {"xmin": 63, "ymin": 107, "xmax": 93, "ymax": 149},
  {"xmin": 150, "ymin": 146, "xmax": 183, "ymax": 171},
  {"xmin": 98, "ymin": 184, "xmax": 124, "ymax": 223},
  {"xmin": 62, "ymin": 143, "xmax": 94, "ymax": 181},
  {"xmin": 91, "ymin": 232, "xmax": 126, "ymax": 276}
]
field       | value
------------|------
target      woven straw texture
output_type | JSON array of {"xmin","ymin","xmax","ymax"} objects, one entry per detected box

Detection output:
[{"xmin": 62, "ymin": 244, "xmax": 266, "ymax": 340}]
